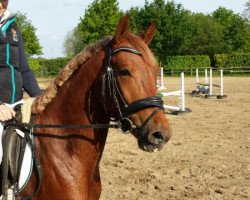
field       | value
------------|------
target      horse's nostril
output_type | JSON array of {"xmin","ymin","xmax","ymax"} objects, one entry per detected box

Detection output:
[{"xmin": 149, "ymin": 132, "xmax": 164, "ymax": 145}]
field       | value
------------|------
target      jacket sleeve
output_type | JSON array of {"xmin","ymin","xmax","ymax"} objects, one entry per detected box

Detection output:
[{"xmin": 17, "ymin": 30, "xmax": 42, "ymax": 97}]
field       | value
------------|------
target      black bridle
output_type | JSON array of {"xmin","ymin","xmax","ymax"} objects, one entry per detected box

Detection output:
[{"xmin": 102, "ymin": 40, "xmax": 164, "ymax": 134}]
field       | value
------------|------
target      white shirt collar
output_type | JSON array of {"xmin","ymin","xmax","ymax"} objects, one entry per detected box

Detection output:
[{"xmin": 0, "ymin": 9, "xmax": 12, "ymax": 25}]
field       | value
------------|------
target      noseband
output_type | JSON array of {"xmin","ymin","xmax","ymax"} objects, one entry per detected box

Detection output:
[{"xmin": 102, "ymin": 40, "xmax": 164, "ymax": 134}]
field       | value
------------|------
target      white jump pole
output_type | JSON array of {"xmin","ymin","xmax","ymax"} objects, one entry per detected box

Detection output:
[
  {"xmin": 205, "ymin": 68, "xmax": 227, "ymax": 99},
  {"xmin": 204, "ymin": 68, "xmax": 209, "ymax": 91},
  {"xmin": 220, "ymin": 69, "xmax": 223, "ymax": 96},
  {"xmin": 196, "ymin": 68, "xmax": 199, "ymax": 85},
  {"xmin": 158, "ymin": 67, "xmax": 165, "ymax": 90},
  {"xmin": 160, "ymin": 67, "xmax": 164, "ymax": 88},
  {"xmin": 217, "ymin": 68, "xmax": 227, "ymax": 99},
  {"xmin": 193, "ymin": 68, "xmax": 209, "ymax": 94},
  {"xmin": 209, "ymin": 68, "xmax": 213, "ymax": 95},
  {"xmin": 196, "ymin": 68, "xmax": 208, "ymax": 85},
  {"xmin": 205, "ymin": 68, "xmax": 215, "ymax": 98},
  {"xmin": 205, "ymin": 68, "xmax": 208, "ymax": 85},
  {"xmin": 180, "ymin": 72, "xmax": 185, "ymax": 111},
  {"xmin": 161, "ymin": 72, "xmax": 190, "ymax": 114}
]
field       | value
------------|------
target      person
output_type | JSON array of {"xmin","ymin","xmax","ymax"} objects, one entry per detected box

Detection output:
[
  {"xmin": 0, "ymin": 0, "xmax": 41, "ymax": 198},
  {"xmin": 0, "ymin": 0, "xmax": 41, "ymax": 172},
  {"xmin": 0, "ymin": 0, "xmax": 42, "ymax": 117},
  {"xmin": 0, "ymin": 0, "xmax": 41, "ymax": 120},
  {"xmin": 0, "ymin": 0, "xmax": 41, "ymax": 155}
]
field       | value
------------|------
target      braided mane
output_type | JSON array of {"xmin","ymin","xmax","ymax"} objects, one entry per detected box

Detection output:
[{"xmin": 32, "ymin": 38, "xmax": 111, "ymax": 114}]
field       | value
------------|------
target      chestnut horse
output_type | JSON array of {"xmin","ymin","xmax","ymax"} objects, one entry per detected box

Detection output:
[{"xmin": 20, "ymin": 16, "xmax": 171, "ymax": 200}]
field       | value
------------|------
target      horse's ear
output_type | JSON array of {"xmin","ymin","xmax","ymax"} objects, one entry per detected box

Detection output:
[
  {"xmin": 114, "ymin": 15, "xmax": 129, "ymax": 44},
  {"xmin": 140, "ymin": 22, "xmax": 157, "ymax": 45}
]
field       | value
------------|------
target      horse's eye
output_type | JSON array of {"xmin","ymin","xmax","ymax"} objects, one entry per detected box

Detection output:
[{"xmin": 119, "ymin": 68, "xmax": 131, "ymax": 76}]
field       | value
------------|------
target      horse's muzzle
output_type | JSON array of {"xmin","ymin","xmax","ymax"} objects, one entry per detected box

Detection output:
[{"xmin": 136, "ymin": 129, "xmax": 172, "ymax": 152}]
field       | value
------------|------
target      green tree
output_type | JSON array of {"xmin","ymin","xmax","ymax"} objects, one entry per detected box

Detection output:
[
  {"xmin": 243, "ymin": 0, "xmax": 250, "ymax": 22},
  {"xmin": 242, "ymin": 0, "xmax": 250, "ymax": 52},
  {"xmin": 15, "ymin": 12, "xmax": 42, "ymax": 57},
  {"xmin": 64, "ymin": 0, "xmax": 123, "ymax": 56},
  {"xmin": 212, "ymin": 7, "xmax": 249, "ymax": 52},
  {"xmin": 63, "ymin": 28, "xmax": 84, "ymax": 57},
  {"xmin": 127, "ymin": 0, "xmax": 192, "ymax": 65},
  {"xmin": 186, "ymin": 13, "xmax": 225, "ymax": 55}
]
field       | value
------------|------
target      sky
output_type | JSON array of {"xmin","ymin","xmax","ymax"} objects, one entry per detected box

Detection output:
[{"xmin": 8, "ymin": 0, "xmax": 248, "ymax": 58}]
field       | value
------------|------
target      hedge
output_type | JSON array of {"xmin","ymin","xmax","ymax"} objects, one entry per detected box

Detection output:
[
  {"xmin": 28, "ymin": 53, "xmax": 249, "ymax": 77},
  {"xmin": 164, "ymin": 55, "xmax": 211, "ymax": 70},
  {"xmin": 28, "ymin": 59, "xmax": 40, "ymax": 76},
  {"xmin": 28, "ymin": 57, "xmax": 72, "ymax": 76},
  {"xmin": 214, "ymin": 53, "xmax": 250, "ymax": 68}
]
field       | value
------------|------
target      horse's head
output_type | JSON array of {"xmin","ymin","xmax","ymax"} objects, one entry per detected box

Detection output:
[{"xmin": 102, "ymin": 16, "xmax": 171, "ymax": 152}]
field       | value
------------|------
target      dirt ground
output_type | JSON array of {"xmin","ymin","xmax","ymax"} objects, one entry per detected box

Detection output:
[{"xmin": 99, "ymin": 76, "xmax": 250, "ymax": 200}]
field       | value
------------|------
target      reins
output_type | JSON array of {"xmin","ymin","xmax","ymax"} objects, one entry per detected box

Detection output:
[{"xmin": 4, "ymin": 121, "xmax": 121, "ymax": 130}]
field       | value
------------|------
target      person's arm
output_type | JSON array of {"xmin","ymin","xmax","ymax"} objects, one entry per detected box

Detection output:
[{"xmin": 17, "ymin": 29, "xmax": 42, "ymax": 97}]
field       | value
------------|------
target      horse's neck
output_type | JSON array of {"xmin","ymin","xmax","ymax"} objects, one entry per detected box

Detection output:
[
  {"xmin": 38, "ymin": 51, "xmax": 107, "ymax": 124},
  {"xmin": 33, "ymin": 51, "xmax": 109, "ymax": 170}
]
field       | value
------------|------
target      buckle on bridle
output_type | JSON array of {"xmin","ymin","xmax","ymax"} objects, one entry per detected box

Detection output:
[{"xmin": 119, "ymin": 118, "xmax": 134, "ymax": 134}]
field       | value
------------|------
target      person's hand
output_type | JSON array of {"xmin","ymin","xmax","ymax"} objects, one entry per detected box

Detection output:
[{"xmin": 0, "ymin": 104, "xmax": 16, "ymax": 121}]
